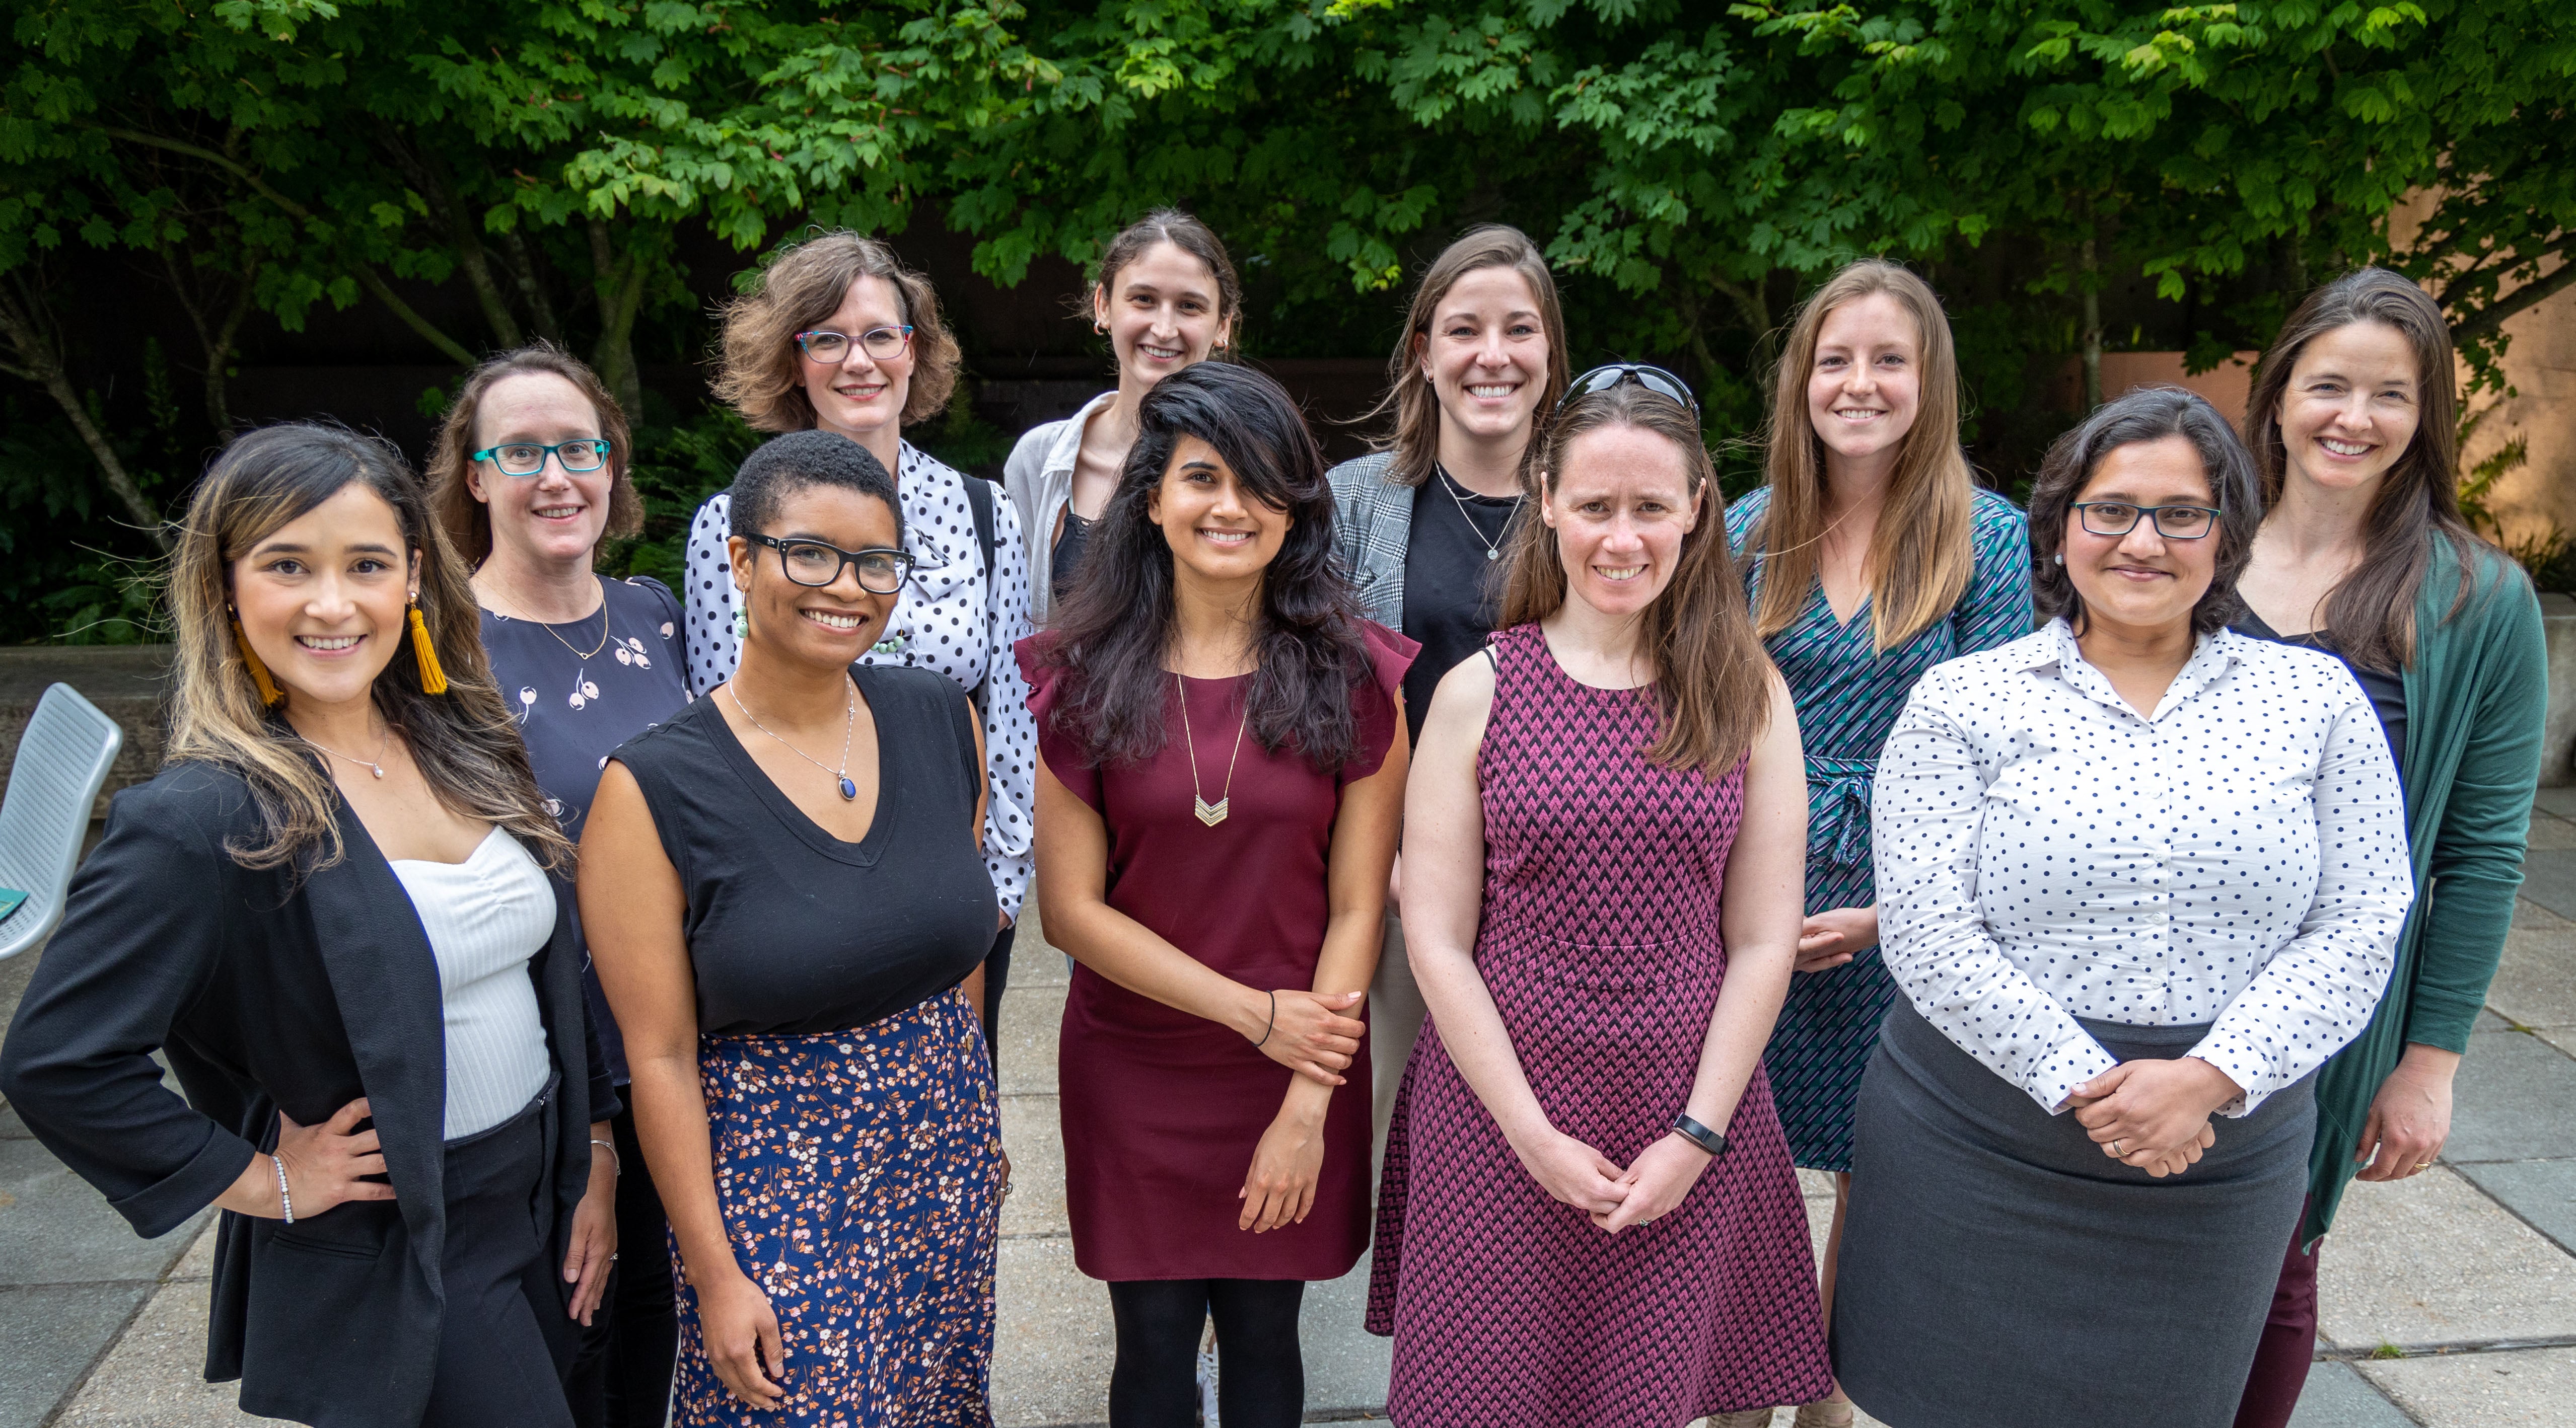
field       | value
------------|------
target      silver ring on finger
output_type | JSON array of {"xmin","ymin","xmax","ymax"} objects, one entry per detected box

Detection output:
[{"xmin": 2110, "ymin": 1139, "xmax": 2124, "ymax": 1156}]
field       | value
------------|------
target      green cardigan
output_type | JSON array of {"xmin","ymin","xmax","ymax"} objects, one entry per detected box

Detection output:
[{"xmin": 2304, "ymin": 537, "xmax": 2550, "ymax": 1245}]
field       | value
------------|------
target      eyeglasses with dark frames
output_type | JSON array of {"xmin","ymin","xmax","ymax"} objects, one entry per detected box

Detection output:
[
  {"xmin": 2071, "ymin": 501, "xmax": 2223, "ymax": 540},
  {"xmin": 795, "ymin": 327, "xmax": 915, "ymax": 364},
  {"xmin": 1554, "ymin": 363, "xmax": 1702, "ymax": 419},
  {"xmin": 472, "ymin": 439, "xmax": 614, "ymax": 478},
  {"xmin": 747, "ymin": 534, "xmax": 914, "ymax": 593}
]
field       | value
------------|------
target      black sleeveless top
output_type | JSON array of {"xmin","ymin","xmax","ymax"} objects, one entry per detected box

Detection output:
[{"xmin": 611, "ymin": 665, "xmax": 997, "ymax": 1037}]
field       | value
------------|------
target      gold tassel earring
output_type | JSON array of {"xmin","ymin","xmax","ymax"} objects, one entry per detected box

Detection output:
[
  {"xmin": 408, "ymin": 600, "xmax": 449, "ymax": 694},
  {"xmin": 231, "ymin": 619, "xmax": 284, "ymax": 706}
]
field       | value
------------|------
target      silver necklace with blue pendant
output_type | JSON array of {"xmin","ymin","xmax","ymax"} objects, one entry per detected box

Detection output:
[
  {"xmin": 726, "ymin": 681, "xmax": 862, "ymax": 800},
  {"xmin": 1438, "ymin": 464, "xmax": 1523, "ymax": 561}
]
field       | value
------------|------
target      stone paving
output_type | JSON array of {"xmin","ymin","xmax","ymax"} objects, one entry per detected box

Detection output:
[{"xmin": 6, "ymin": 799, "xmax": 2575, "ymax": 1426}]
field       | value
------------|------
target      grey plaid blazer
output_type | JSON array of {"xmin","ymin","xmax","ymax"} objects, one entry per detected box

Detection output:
[{"xmin": 1328, "ymin": 450, "xmax": 1414, "ymax": 629}]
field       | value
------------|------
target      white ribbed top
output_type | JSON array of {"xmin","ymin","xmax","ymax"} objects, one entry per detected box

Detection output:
[{"xmin": 391, "ymin": 826, "xmax": 556, "ymax": 1140}]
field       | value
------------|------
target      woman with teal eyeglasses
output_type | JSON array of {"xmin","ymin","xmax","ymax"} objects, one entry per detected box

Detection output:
[{"xmin": 427, "ymin": 344, "xmax": 692, "ymax": 1428}]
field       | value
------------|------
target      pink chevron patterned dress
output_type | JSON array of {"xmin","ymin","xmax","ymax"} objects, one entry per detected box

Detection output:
[{"xmin": 1366, "ymin": 622, "xmax": 1834, "ymax": 1426}]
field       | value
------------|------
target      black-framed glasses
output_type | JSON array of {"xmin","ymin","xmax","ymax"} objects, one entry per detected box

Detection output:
[
  {"xmin": 2072, "ymin": 501, "xmax": 2223, "ymax": 540},
  {"xmin": 1555, "ymin": 363, "xmax": 1701, "ymax": 419},
  {"xmin": 747, "ymin": 534, "xmax": 914, "ymax": 593},
  {"xmin": 795, "ymin": 326, "xmax": 914, "ymax": 363},
  {"xmin": 472, "ymin": 439, "xmax": 613, "ymax": 477}
]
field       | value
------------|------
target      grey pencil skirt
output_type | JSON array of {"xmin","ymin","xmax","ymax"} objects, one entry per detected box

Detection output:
[{"xmin": 1834, "ymin": 1001, "xmax": 2314, "ymax": 1428}]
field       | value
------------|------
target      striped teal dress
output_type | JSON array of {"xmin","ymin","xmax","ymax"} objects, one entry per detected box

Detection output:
[{"xmin": 1725, "ymin": 487, "xmax": 2033, "ymax": 1171}]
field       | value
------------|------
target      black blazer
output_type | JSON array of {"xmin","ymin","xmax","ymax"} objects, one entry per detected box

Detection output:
[{"xmin": 0, "ymin": 761, "xmax": 615, "ymax": 1427}]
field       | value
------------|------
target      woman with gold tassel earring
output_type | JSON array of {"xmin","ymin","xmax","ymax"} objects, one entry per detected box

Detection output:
[{"xmin": 0, "ymin": 422, "xmax": 621, "ymax": 1428}]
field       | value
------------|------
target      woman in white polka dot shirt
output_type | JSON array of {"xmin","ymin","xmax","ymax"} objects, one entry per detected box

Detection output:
[
  {"xmin": 1831, "ymin": 388, "xmax": 2412, "ymax": 1428},
  {"xmin": 682, "ymin": 233, "xmax": 1036, "ymax": 1036}
]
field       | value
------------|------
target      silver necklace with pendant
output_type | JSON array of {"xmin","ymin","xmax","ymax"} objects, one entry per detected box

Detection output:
[
  {"xmin": 727, "ymin": 682, "xmax": 862, "ymax": 801},
  {"xmin": 301, "ymin": 724, "xmax": 394, "ymax": 780},
  {"xmin": 1439, "ymin": 465, "xmax": 1524, "ymax": 562}
]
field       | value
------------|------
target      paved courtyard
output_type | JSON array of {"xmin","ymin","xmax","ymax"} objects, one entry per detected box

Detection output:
[{"xmin": 7, "ymin": 793, "xmax": 2576, "ymax": 1426}]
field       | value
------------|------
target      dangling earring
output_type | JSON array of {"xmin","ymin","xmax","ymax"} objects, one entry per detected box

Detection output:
[
  {"xmin": 733, "ymin": 598, "xmax": 750, "ymax": 641},
  {"xmin": 407, "ymin": 596, "xmax": 450, "ymax": 694},
  {"xmin": 230, "ymin": 614, "xmax": 283, "ymax": 706}
]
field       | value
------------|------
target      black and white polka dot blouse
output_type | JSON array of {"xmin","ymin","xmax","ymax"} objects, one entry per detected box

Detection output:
[
  {"xmin": 682, "ymin": 443, "xmax": 1037, "ymax": 921},
  {"xmin": 1872, "ymin": 618, "xmax": 2412, "ymax": 1117}
]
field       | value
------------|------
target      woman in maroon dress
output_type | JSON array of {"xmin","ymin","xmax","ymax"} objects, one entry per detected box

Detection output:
[
  {"xmin": 1021, "ymin": 360, "xmax": 1411, "ymax": 1428},
  {"xmin": 1367, "ymin": 367, "xmax": 1833, "ymax": 1427}
]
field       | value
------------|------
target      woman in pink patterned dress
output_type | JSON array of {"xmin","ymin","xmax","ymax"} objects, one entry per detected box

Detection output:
[{"xmin": 1368, "ymin": 366, "xmax": 1833, "ymax": 1427}]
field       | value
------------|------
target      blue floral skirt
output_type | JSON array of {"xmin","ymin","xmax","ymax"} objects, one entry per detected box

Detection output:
[{"xmin": 674, "ymin": 987, "xmax": 1002, "ymax": 1425}]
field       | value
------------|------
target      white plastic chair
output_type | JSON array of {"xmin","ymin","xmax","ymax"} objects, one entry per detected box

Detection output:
[{"xmin": 0, "ymin": 683, "xmax": 124, "ymax": 962}]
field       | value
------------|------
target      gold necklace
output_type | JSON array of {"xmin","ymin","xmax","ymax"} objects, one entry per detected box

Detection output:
[{"xmin": 1174, "ymin": 672, "xmax": 1250, "ymax": 826}]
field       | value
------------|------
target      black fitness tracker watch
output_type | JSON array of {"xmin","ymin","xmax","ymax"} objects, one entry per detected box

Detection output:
[{"xmin": 1672, "ymin": 1112, "xmax": 1729, "ymax": 1159}]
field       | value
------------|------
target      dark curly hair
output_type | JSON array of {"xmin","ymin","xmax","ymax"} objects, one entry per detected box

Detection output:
[
  {"xmin": 1037, "ymin": 361, "xmax": 1375, "ymax": 771},
  {"xmin": 2029, "ymin": 386, "xmax": 2262, "ymax": 637}
]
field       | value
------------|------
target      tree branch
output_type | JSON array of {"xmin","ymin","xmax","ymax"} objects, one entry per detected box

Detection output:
[
  {"xmin": 0, "ymin": 281, "xmax": 170, "ymax": 549},
  {"xmin": 99, "ymin": 126, "xmax": 478, "ymax": 366},
  {"xmin": 2447, "ymin": 247, "xmax": 2576, "ymax": 344},
  {"xmin": 383, "ymin": 130, "xmax": 522, "ymax": 348}
]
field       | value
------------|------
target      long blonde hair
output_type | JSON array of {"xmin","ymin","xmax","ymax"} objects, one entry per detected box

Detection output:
[
  {"xmin": 167, "ymin": 423, "xmax": 573, "ymax": 874},
  {"xmin": 1497, "ymin": 383, "xmax": 1772, "ymax": 776},
  {"xmin": 1749, "ymin": 260, "xmax": 1975, "ymax": 650}
]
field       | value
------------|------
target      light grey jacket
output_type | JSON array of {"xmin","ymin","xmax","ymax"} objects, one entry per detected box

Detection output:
[
  {"xmin": 1001, "ymin": 391, "xmax": 1116, "ymax": 623},
  {"xmin": 1327, "ymin": 450, "xmax": 1416, "ymax": 629}
]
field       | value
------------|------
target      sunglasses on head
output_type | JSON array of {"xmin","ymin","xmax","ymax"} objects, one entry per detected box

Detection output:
[{"xmin": 1554, "ymin": 363, "xmax": 1701, "ymax": 420}]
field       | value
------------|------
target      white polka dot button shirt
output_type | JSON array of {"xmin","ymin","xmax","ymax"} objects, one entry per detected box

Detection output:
[
  {"xmin": 683, "ymin": 443, "xmax": 1038, "ymax": 921},
  {"xmin": 1873, "ymin": 618, "xmax": 2412, "ymax": 1117}
]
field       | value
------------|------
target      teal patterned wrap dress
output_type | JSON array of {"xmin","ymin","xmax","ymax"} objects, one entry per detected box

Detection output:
[{"xmin": 1725, "ymin": 486, "xmax": 2033, "ymax": 1171}]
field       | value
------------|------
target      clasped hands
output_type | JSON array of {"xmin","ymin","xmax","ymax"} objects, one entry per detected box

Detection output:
[
  {"xmin": 1510, "ymin": 1122, "xmax": 1717, "ymax": 1235},
  {"xmin": 2066, "ymin": 1057, "xmax": 2242, "ymax": 1179}
]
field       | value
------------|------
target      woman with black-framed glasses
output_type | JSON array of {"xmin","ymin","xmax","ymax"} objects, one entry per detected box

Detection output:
[
  {"xmin": 682, "ymin": 230, "xmax": 1038, "ymax": 1062},
  {"xmin": 1833, "ymin": 387, "xmax": 2410, "ymax": 1428},
  {"xmin": 583, "ymin": 428, "xmax": 1006, "ymax": 1423}
]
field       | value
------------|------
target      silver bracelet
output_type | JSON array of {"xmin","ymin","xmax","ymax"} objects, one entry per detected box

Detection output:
[
  {"xmin": 590, "ymin": 1137, "xmax": 620, "ymax": 1174},
  {"xmin": 271, "ymin": 1153, "xmax": 294, "ymax": 1224}
]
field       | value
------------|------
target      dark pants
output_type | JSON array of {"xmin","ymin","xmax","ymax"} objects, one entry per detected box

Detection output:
[
  {"xmin": 1106, "ymin": 1279, "xmax": 1306, "ymax": 1428},
  {"xmin": 566, "ymin": 1108, "xmax": 679, "ymax": 1428},
  {"xmin": 982, "ymin": 921, "xmax": 1015, "ymax": 1067},
  {"xmin": 422, "ymin": 1092, "xmax": 580, "ymax": 1428},
  {"xmin": 2233, "ymin": 1202, "xmax": 2322, "ymax": 1428}
]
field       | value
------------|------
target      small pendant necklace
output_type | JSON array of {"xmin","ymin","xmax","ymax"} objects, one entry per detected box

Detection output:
[
  {"xmin": 1175, "ymin": 673, "xmax": 1250, "ymax": 827},
  {"xmin": 726, "ymin": 681, "xmax": 861, "ymax": 801},
  {"xmin": 301, "ymin": 723, "xmax": 393, "ymax": 780},
  {"xmin": 1439, "ymin": 464, "xmax": 1524, "ymax": 562}
]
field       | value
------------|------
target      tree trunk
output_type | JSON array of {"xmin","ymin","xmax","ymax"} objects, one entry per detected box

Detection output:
[
  {"xmin": 587, "ymin": 219, "xmax": 652, "ymax": 416},
  {"xmin": 497, "ymin": 228, "xmax": 564, "ymax": 345},
  {"xmin": 204, "ymin": 280, "xmax": 252, "ymax": 436},
  {"xmin": 2081, "ymin": 236, "xmax": 2104, "ymax": 413},
  {"xmin": 0, "ymin": 284, "xmax": 170, "ymax": 548},
  {"xmin": 406, "ymin": 147, "xmax": 522, "ymax": 349}
]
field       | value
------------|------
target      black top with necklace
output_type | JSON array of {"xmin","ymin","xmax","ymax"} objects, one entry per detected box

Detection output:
[
  {"xmin": 2233, "ymin": 607, "xmax": 2408, "ymax": 778},
  {"xmin": 1400, "ymin": 465, "xmax": 1525, "ymax": 744},
  {"xmin": 478, "ymin": 575, "xmax": 689, "ymax": 1079},
  {"xmin": 608, "ymin": 666, "xmax": 997, "ymax": 1037}
]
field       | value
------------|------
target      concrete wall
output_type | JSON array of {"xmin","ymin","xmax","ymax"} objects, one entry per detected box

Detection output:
[{"xmin": 0, "ymin": 648, "xmax": 173, "ymax": 817}]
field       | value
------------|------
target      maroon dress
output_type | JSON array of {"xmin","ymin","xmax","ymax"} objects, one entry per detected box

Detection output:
[
  {"xmin": 1366, "ymin": 623, "xmax": 1834, "ymax": 1425},
  {"xmin": 1018, "ymin": 624, "xmax": 1414, "ymax": 1282}
]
